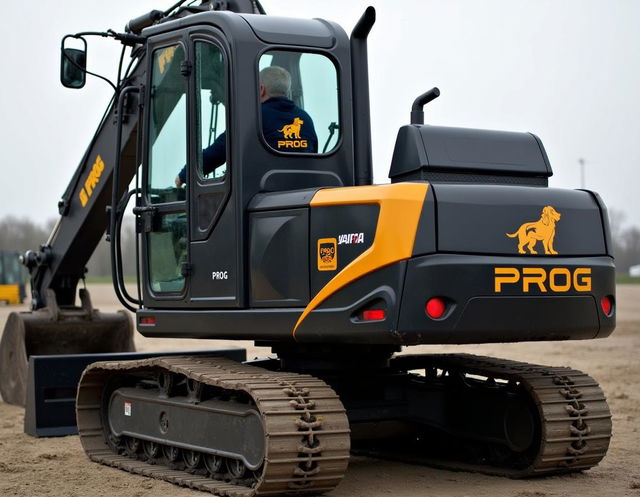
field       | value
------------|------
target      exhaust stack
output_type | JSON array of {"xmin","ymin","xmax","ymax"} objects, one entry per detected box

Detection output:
[{"xmin": 350, "ymin": 7, "xmax": 376, "ymax": 186}]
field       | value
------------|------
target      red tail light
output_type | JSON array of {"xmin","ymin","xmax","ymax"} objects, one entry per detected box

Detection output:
[
  {"xmin": 362, "ymin": 309, "xmax": 386, "ymax": 321},
  {"xmin": 425, "ymin": 298, "xmax": 446, "ymax": 319},
  {"xmin": 600, "ymin": 296, "xmax": 614, "ymax": 317}
]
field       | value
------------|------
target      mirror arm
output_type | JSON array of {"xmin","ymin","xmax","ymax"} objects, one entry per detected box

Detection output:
[{"xmin": 61, "ymin": 30, "xmax": 146, "ymax": 93}]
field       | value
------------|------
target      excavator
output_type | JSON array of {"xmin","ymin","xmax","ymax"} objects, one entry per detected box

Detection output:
[{"xmin": 0, "ymin": 1, "xmax": 616, "ymax": 495}]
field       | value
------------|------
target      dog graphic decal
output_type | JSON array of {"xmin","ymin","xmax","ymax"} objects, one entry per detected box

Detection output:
[
  {"xmin": 506, "ymin": 205, "xmax": 561, "ymax": 255},
  {"xmin": 278, "ymin": 117, "xmax": 304, "ymax": 139}
]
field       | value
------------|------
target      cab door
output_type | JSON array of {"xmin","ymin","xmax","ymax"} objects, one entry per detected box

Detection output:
[
  {"xmin": 186, "ymin": 36, "xmax": 238, "ymax": 307},
  {"xmin": 142, "ymin": 40, "xmax": 190, "ymax": 306}
]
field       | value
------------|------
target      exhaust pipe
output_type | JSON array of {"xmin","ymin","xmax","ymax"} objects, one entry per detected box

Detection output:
[{"xmin": 350, "ymin": 6, "xmax": 376, "ymax": 186}]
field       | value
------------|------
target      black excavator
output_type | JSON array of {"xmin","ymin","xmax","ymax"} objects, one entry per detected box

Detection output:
[{"xmin": 0, "ymin": 1, "xmax": 616, "ymax": 495}]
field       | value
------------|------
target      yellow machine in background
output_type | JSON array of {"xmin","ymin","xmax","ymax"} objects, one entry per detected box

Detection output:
[{"xmin": 0, "ymin": 250, "xmax": 27, "ymax": 305}]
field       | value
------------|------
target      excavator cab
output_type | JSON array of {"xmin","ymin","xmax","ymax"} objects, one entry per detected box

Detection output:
[{"xmin": 118, "ymin": 12, "xmax": 357, "ymax": 313}]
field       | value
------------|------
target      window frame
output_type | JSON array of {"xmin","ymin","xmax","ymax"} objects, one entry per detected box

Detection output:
[
  {"xmin": 255, "ymin": 46, "xmax": 344, "ymax": 158},
  {"xmin": 142, "ymin": 36, "xmax": 190, "ymax": 301},
  {"xmin": 188, "ymin": 32, "xmax": 233, "ymax": 241},
  {"xmin": 144, "ymin": 40, "xmax": 190, "ymax": 207},
  {"xmin": 193, "ymin": 38, "xmax": 229, "ymax": 185}
]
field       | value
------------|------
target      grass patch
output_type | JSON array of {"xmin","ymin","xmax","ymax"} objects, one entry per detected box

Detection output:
[{"xmin": 616, "ymin": 274, "xmax": 640, "ymax": 284}]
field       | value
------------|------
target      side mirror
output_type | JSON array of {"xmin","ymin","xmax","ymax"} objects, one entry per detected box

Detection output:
[{"xmin": 60, "ymin": 36, "xmax": 87, "ymax": 89}]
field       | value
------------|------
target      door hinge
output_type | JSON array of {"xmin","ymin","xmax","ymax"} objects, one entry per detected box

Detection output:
[
  {"xmin": 181, "ymin": 263, "xmax": 193, "ymax": 277},
  {"xmin": 180, "ymin": 60, "xmax": 192, "ymax": 77}
]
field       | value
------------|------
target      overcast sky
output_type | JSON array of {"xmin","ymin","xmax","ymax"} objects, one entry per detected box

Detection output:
[{"xmin": 0, "ymin": 0, "xmax": 638, "ymax": 228}]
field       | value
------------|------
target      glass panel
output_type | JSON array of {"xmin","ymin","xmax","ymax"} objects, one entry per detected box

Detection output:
[
  {"xmin": 196, "ymin": 42, "xmax": 227, "ymax": 181},
  {"xmin": 258, "ymin": 51, "xmax": 340, "ymax": 154},
  {"xmin": 148, "ymin": 44, "xmax": 187, "ymax": 204},
  {"xmin": 148, "ymin": 213, "xmax": 187, "ymax": 293}
]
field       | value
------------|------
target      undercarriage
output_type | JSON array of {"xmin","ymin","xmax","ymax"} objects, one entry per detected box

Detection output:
[{"xmin": 76, "ymin": 350, "xmax": 611, "ymax": 496}]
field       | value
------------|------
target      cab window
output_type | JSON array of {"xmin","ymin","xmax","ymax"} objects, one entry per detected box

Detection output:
[
  {"xmin": 146, "ymin": 43, "xmax": 187, "ymax": 293},
  {"xmin": 258, "ymin": 51, "xmax": 339, "ymax": 154},
  {"xmin": 195, "ymin": 41, "xmax": 227, "ymax": 181},
  {"xmin": 147, "ymin": 44, "xmax": 187, "ymax": 204}
]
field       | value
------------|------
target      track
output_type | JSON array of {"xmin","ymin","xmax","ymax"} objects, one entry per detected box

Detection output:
[
  {"xmin": 76, "ymin": 356, "xmax": 351, "ymax": 496},
  {"xmin": 361, "ymin": 353, "xmax": 612, "ymax": 477},
  {"xmin": 76, "ymin": 353, "xmax": 611, "ymax": 496}
]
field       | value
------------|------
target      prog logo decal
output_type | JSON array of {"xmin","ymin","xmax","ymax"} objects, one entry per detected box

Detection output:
[
  {"xmin": 79, "ymin": 155, "xmax": 105, "ymax": 208},
  {"xmin": 317, "ymin": 238, "xmax": 337, "ymax": 271},
  {"xmin": 494, "ymin": 267, "xmax": 592, "ymax": 293},
  {"xmin": 506, "ymin": 205, "xmax": 561, "ymax": 255},
  {"xmin": 277, "ymin": 117, "xmax": 308, "ymax": 149}
]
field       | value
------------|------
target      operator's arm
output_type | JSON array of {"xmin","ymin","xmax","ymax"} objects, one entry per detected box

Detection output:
[
  {"xmin": 175, "ymin": 131, "xmax": 227, "ymax": 186},
  {"xmin": 202, "ymin": 131, "xmax": 227, "ymax": 176}
]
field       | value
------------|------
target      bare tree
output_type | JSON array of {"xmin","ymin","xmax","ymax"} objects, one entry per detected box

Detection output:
[{"xmin": 0, "ymin": 216, "xmax": 54, "ymax": 253}]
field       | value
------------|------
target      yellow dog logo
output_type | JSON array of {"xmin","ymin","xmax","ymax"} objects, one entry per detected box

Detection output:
[
  {"xmin": 506, "ymin": 205, "xmax": 561, "ymax": 255},
  {"xmin": 278, "ymin": 117, "xmax": 304, "ymax": 139}
]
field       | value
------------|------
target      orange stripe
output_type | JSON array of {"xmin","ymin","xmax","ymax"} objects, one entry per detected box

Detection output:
[{"xmin": 293, "ymin": 183, "xmax": 429, "ymax": 338}]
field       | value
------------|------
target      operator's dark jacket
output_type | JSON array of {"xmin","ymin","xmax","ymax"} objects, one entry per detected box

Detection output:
[{"xmin": 179, "ymin": 97, "xmax": 318, "ymax": 183}]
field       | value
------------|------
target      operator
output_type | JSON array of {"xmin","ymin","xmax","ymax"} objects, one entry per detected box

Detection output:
[{"xmin": 175, "ymin": 65, "xmax": 318, "ymax": 187}]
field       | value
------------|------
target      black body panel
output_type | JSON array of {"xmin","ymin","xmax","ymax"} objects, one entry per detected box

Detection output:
[
  {"xmin": 310, "ymin": 204, "xmax": 379, "ymax": 295},
  {"xmin": 295, "ymin": 262, "xmax": 407, "ymax": 343},
  {"xmin": 250, "ymin": 208, "xmax": 309, "ymax": 306},
  {"xmin": 138, "ymin": 307, "xmax": 300, "ymax": 340},
  {"xmin": 411, "ymin": 186, "xmax": 437, "ymax": 257},
  {"xmin": 397, "ymin": 254, "xmax": 615, "ymax": 344},
  {"xmin": 248, "ymin": 188, "xmax": 320, "ymax": 211},
  {"xmin": 431, "ymin": 184, "xmax": 608, "ymax": 256},
  {"xmin": 389, "ymin": 125, "xmax": 551, "ymax": 186},
  {"xmin": 139, "ymin": 251, "xmax": 615, "ymax": 346},
  {"xmin": 137, "ymin": 261, "xmax": 406, "ymax": 342},
  {"xmin": 239, "ymin": 14, "xmax": 336, "ymax": 48}
]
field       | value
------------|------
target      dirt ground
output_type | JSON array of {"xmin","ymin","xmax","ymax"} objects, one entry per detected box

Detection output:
[{"xmin": 0, "ymin": 284, "xmax": 638, "ymax": 497}]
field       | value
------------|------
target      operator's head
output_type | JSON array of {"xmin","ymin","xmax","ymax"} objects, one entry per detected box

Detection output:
[{"xmin": 259, "ymin": 66, "xmax": 291, "ymax": 102}]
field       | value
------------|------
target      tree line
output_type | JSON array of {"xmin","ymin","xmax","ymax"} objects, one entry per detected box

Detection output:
[
  {"xmin": 0, "ymin": 211, "xmax": 639, "ymax": 278},
  {"xmin": 0, "ymin": 215, "xmax": 137, "ymax": 278}
]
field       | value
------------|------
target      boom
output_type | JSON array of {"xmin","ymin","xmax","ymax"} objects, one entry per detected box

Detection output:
[{"xmin": 24, "ymin": 56, "xmax": 145, "ymax": 309}]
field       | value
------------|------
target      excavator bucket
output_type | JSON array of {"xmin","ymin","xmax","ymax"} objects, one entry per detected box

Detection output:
[{"xmin": 0, "ymin": 289, "xmax": 134, "ymax": 406}]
